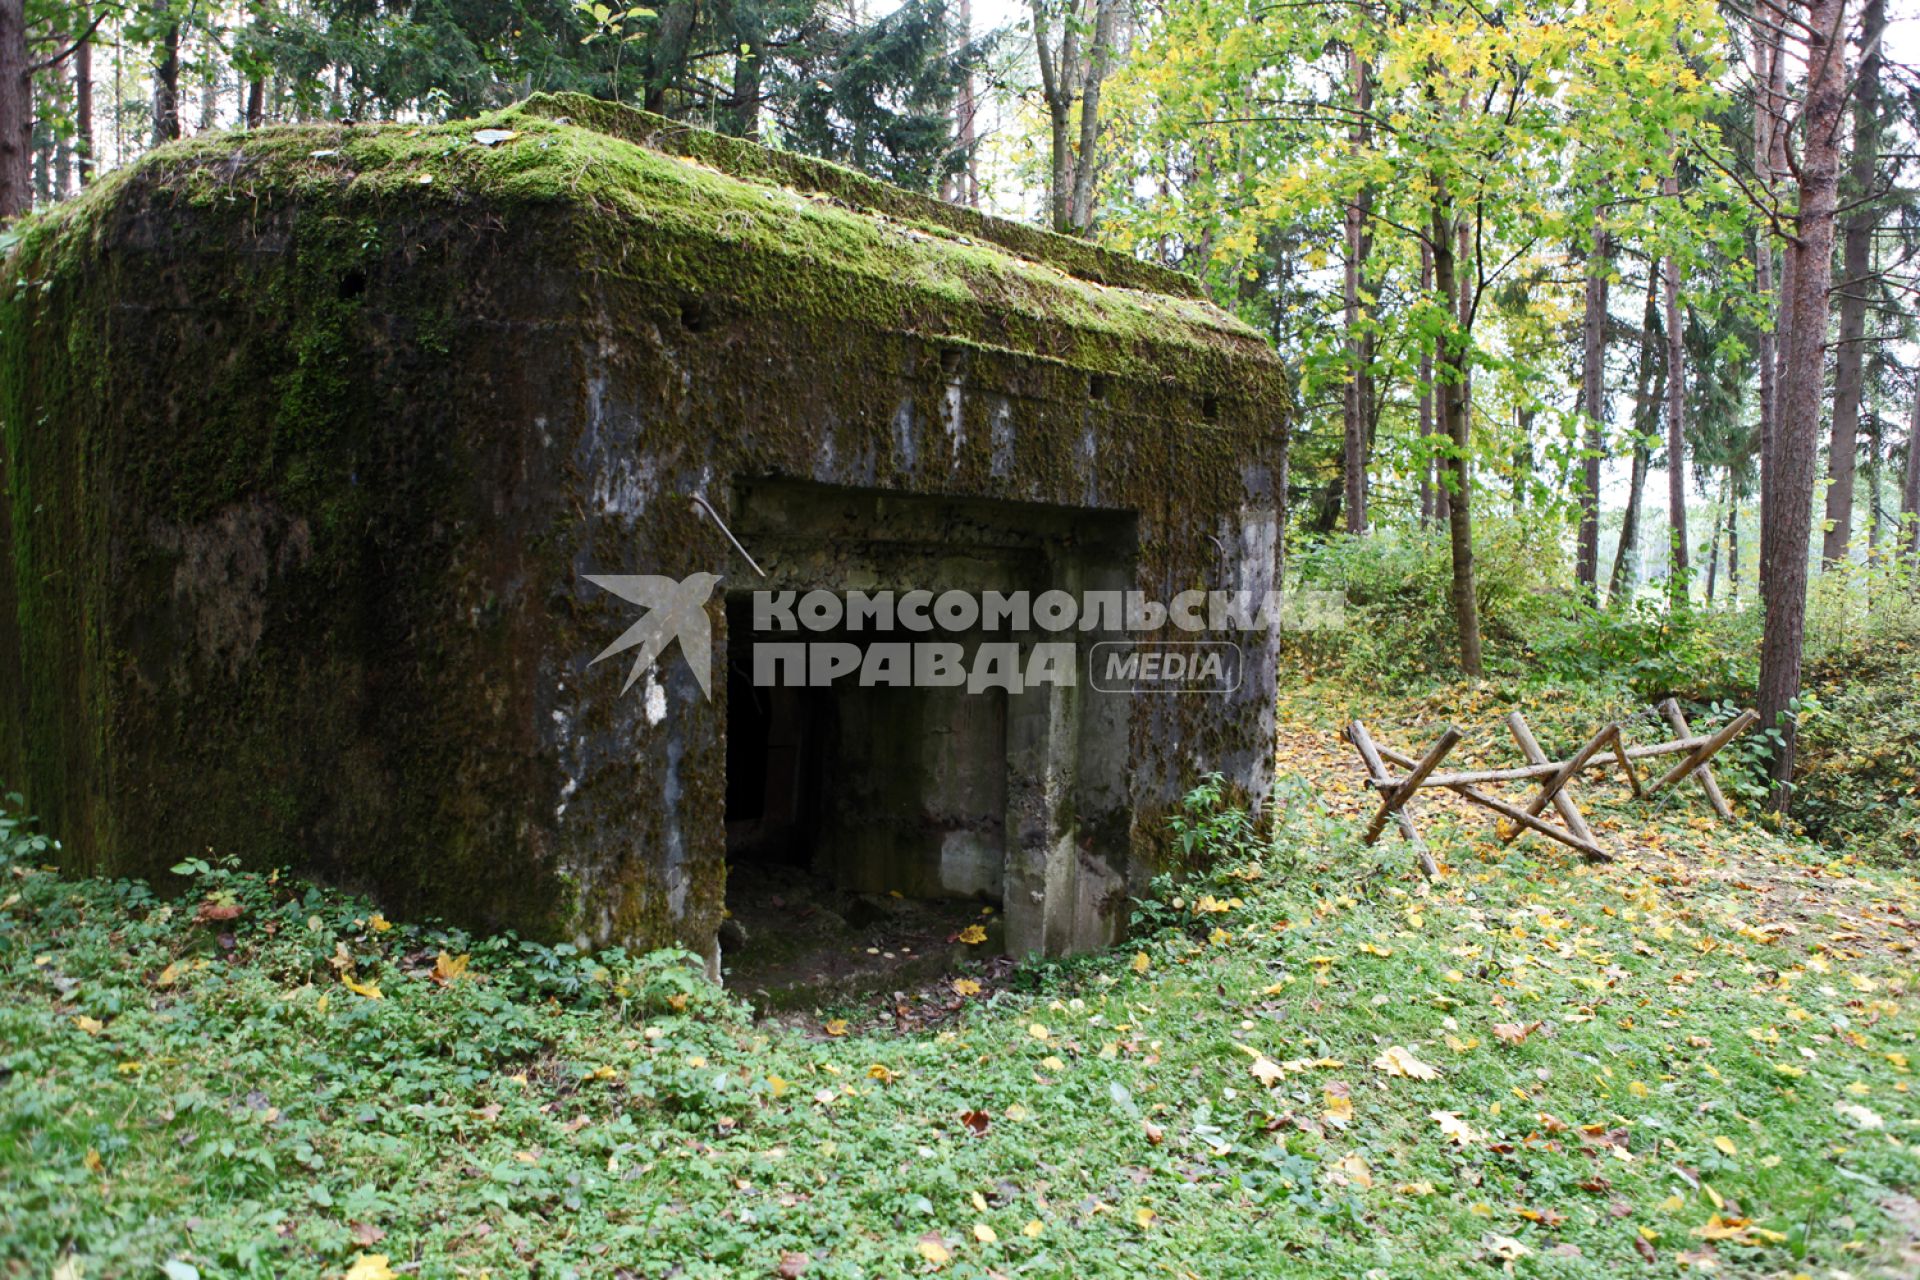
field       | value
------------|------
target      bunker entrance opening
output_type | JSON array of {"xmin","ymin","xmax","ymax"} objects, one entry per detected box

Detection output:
[{"xmin": 714, "ymin": 480, "xmax": 1137, "ymax": 1005}]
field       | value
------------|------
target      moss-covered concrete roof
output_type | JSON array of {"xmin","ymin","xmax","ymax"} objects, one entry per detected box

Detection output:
[{"xmin": 16, "ymin": 94, "xmax": 1283, "ymax": 395}]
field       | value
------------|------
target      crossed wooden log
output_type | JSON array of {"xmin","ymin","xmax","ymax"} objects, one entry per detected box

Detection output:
[{"xmin": 1346, "ymin": 699, "xmax": 1760, "ymax": 877}]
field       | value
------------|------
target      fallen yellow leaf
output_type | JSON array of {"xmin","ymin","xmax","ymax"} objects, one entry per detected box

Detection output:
[
  {"xmin": 1374, "ymin": 1045, "xmax": 1440, "ymax": 1080},
  {"xmin": 431, "ymin": 951, "xmax": 469, "ymax": 984},
  {"xmin": 343, "ymin": 1255, "xmax": 397, "ymax": 1280}
]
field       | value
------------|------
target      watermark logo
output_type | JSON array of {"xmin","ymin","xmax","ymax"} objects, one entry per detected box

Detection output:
[
  {"xmin": 587, "ymin": 580, "xmax": 1343, "ymax": 703},
  {"xmin": 586, "ymin": 572, "xmax": 722, "ymax": 698},
  {"xmin": 1089, "ymin": 640, "xmax": 1244, "ymax": 695}
]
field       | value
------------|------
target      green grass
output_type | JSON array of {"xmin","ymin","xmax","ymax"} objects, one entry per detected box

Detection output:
[{"xmin": 2, "ymin": 681, "xmax": 1917, "ymax": 1279}]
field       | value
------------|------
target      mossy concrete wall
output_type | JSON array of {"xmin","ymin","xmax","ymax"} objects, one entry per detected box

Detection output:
[{"xmin": 0, "ymin": 94, "xmax": 1290, "ymax": 965}]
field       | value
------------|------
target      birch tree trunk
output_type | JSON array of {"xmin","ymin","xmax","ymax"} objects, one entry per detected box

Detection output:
[{"xmin": 1902, "ymin": 385, "xmax": 1920, "ymax": 560}]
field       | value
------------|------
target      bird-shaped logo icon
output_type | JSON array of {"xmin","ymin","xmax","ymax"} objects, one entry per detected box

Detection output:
[{"xmin": 584, "ymin": 572, "xmax": 723, "ymax": 699}]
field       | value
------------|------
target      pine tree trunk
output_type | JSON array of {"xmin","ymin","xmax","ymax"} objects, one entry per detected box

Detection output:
[
  {"xmin": 75, "ymin": 16, "xmax": 92, "ymax": 184},
  {"xmin": 643, "ymin": 0, "xmax": 699, "ymax": 115},
  {"xmin": 1432, "ymin": 185, "xmax": 1482, "ymax": 675},
  {"xmin": 1576, "ymin": 227, "xmax": 1609, "ymax": 598},
  {"xmin": 1759, "ymin": 0, "xmax": 1848, "ymax": 813},
  {"xmin": 1822, "ymin": 0, "xmax": 1884, "ymax": 566},
  {"xmin": 1609, "ymin": 273, "xmax": 1664, "ymax": 605},
  {"xmin": 0, "ymin": 0, "xmax": 30, "ymax": 219},
  {"xmin": 153, "ymin": 2, "xmax": 181, "ymax": 144},
  {"xmin": 1753, "ymin": 26, "xmax": 1782, "ymax": 563}
]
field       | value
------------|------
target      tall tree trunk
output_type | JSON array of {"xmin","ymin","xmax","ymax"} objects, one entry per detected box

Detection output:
[
  {"xmin": 945, "ymin": 0, "xmax": 978, "ymax": 205},
  {"xmin": 246, "ymin": 77, "xmax": 263, "ymax": 128},
  {"xmin": 1759, "ymin": 0, "xmax": 1848, "ymax": 813},
  {"xmin": 1341, "ymin": 48, "xmax": 1373, "ymax": 535},
  {"xmin": 1821, "ymin": 0, "xmax": 1884, "ymax": 566},
  {"xmin": 49, "ymin": 31, "xmax": 70, "ymax": 199},
  {"xmin": 1760, "ymin": 26, "xmax": 1794, "ymax": 601},
  {"xmin": 153, "ymin": 2, "xmax": 181, "ymax": 144},
  {"xmin": 1456, "ymin": 217, "xmax": 1472, "ymax": 436},
  {"xmin": 1432, "ymin": 186, "xmax": 1482, "ymax": 675},
  {"xmin": 74, "ymin": 15, "xmax": 92, "ymax": 184},
  {"xmin": 1727, "ymin": 496, "xmax": 1740, "ymax": 605},
  {"xmin": 1066, "ymin": 0, "xmax": 1119, "ymax": 232},
  {"xmin": 719, "ymin": 0, "xmax": 764, "ymax": 140},
  {"xmin": 1753, "ymin": 25, "xmax": 1782, "ymax": 559},
  {"xmin": 1576, "ymin": 226, "xmax": 1610, "ymax": 597},
  {"xmin": 1610, "ymin": 273, "xmax": 1664, "ymax": 605},
  {"xmin": 1031, "ymin": 0, "xmax": 1078, "ymax": 234},
  {"xmin": 1663, "ymin": 211, "xmax": 1689, "ymax": 607},
  {"xmin": 0, "ymin": 0, "xmax": 30, "ymax": 218},
  {"xmin": 1513, "ymin": 404, "xmax": 1533, "ymax": 510},
  {"xmin": 642, "ymin": 0, "xmax": 699, "ymax": 115},
  {"xmin": 1902, "ymin": 383, "xmax": 1920, "ymax": 560},
  {"xmin": 1435, "ymin": 226, "xmax": 1454, "ymax": 526},
  {"xmin": 1866, "ymin": 414, "xmax": 1882, "ymax": 550},
  {"xmin": 1419, "ymin": 242, "xmax": 1435, "ymax": 527},
  {"xmin": 1705, "ymin": 481, "xmax": 1725, "ymax": 603}
]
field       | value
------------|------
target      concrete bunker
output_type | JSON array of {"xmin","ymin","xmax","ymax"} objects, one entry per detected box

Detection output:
[{"xmin": 0, "ymin": 93, "xmax": 1291, "ymax": 978}]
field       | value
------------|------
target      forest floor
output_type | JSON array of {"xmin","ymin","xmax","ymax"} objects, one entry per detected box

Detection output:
[{"xmin": 2, "ymin": 677, "xmax": 1917, "ymax": 1279}]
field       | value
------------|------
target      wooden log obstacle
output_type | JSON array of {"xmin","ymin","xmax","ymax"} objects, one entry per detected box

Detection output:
[{"xmin": 1346, "ymin": 699, "xmax": 1759, "ymax": 875}]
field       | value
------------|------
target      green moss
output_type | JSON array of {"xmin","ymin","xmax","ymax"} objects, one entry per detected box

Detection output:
[{"xmin": 18, "ymin": 97, "xmax": 1279, "ymax": 405}]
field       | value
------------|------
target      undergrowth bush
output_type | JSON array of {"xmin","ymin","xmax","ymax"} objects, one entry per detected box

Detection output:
[
  {"xmin": 1286, "ymin": 522, "xmax": 1756, "ymax": 700},
  {"xmin": 1793, "ymin": 548, "xmax": 1920, "ymax": 864},
  {"xmin": 1286, "ymin": 520, "xmax": 1572, "ymax": 684}
]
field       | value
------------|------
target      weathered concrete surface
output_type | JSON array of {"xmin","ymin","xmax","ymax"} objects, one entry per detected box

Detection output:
[{"xmin": 0, "ymin": 93, "xmax": 1290, "ymax": 967}]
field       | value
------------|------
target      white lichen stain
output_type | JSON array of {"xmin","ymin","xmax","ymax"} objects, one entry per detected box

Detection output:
[
  {"xmin": 643, "ymin": 669, "xmax": 667, "ymax": 725},
  {"xmin": 943, "ymin": 380, "xmax": 965, "ymax": 459}
]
